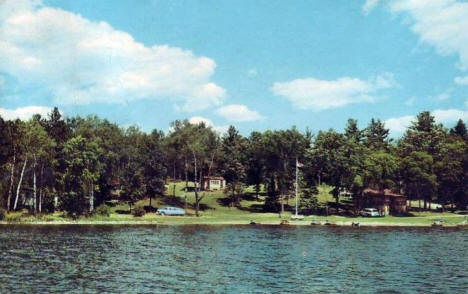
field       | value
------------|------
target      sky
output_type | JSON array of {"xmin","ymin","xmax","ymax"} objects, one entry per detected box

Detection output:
[{"xmin": 1, "ymin": 0, "xmax": 468, "ymax": 136}]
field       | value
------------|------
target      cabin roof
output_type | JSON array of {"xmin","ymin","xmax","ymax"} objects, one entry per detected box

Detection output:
[
  {"xmin": 203, "ymin": 176, "xmax": 225, "ymax": 180},
  {"xmin": 363, "ymin": 188, "xmax": 404, "ymax": 198}
]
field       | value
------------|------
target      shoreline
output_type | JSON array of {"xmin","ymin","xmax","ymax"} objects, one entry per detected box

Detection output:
[{"xmin": 1, "ymin": 218, "xmax": 467, "ymax": 227}]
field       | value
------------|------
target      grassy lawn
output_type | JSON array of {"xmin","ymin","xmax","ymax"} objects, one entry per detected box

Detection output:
[{"xmin": 2, "ymin": 182, "xmax": 467, "ymax": 227}]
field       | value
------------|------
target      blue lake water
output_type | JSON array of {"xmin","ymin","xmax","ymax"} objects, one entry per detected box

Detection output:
[{"xmin": 0, "ymin": 225, "xmax": 467, "ymax": 293}]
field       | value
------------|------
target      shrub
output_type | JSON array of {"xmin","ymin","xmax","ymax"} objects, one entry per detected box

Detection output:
[
  {"xmin": 132, "ymin": 205, "xmax": 146, "ymax": 217},
  {"xmin": 0, "ymin": 208, "xmax": 6, "ymax": 221},
  {"xmin": 144, "ymin": 205, "xmax": 157, "ymax": 213},
  {"xmin": 39, "ymin": 214, "xmax": 55, "ymax": 222},
  {"xmin": 6, "ymin": 212, "xmax": 23, "ymax": 223},
  {"xmin": 96, "ymin": 205, "xmax": 111, "ymax": 217}
]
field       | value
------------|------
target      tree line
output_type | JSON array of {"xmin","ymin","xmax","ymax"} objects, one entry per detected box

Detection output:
[{"xmin": 1, "ymin": 108, "xmax": 467, "ymax": 217}]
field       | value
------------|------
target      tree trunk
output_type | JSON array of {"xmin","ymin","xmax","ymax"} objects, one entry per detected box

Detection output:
[
  {"xmin": 33, "ymin": 157, "xmax": 37, "ymax": 214},
  {"xmin": 13, "ymin": 158, "xmax": 28, "ymax": 211},
  {"xmin": 199, "ymin": 169, "xmax": 203, "ymax": 192},
  {"xmin": 184, "ymin": 158, "xmax": 188, "ymax": 193},
  {"xmin": 39, "ymin": 163, "xmax": 44, "ymax": 214},
  {"xmin": 280, "ymin": 194, "xmax": 284, "ymax": 215},
  {"xmin": 184, "ymin": 158, "xmax": 188, "ymax": 211},
  {"xmin": 89, "ymin": 183, "xmax": 94, "ymax": 212},
  {"xmin": 255, "ymin": 183, "xmax": 260, "ymax": 201},
  {"xmin": 7, "ymin": 151, "xmax": 16, "ymax": 212},
  {"xmin": 193, "ymin": 154, "xmax": 200, "ymax": 217},
  {"xmin": 54, "ymin": 194, "xmax": 59, "ymax": 212}
]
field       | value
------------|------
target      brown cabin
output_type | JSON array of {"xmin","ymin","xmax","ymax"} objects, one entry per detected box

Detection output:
[
  {"xmin": 362, "ymin": 189, "xmax": 407, "ymax": 216},
  {"xmin": 202, "ymin": 176, "xmax": 226, "ymax": 191}
]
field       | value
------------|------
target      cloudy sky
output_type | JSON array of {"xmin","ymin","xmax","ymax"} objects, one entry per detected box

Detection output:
[{"xmin": 1, "ymin": 0, "xmax": 468, "ymax": 136}]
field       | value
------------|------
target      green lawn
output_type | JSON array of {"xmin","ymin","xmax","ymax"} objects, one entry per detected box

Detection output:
[{"xmin": 2, "ymin": 182, "xmax": 467, "ymax": 227}]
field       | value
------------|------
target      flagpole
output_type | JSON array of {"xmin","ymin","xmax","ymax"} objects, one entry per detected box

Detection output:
[{"xmin": 295, "ymin": 157, "xmax": 298, "ymax": 216}]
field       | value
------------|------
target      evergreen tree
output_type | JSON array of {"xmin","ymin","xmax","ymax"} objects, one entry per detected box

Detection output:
[
  {"xmin": 364, "ymin": 118, "xmax": 391, "ymax": 151},
  {"xmin": 450, "ymin": 119, "xmax": 468, "ymax": 140},
  {"xmin": 246, "ymin": 131, "xmax": 266, "ymax": 199},
  {"xmin": 219, "ymin": 126, "xmax": 247, "ymax": 207}
]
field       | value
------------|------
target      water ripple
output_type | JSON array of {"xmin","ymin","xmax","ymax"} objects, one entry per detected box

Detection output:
[{"xmin": 0, "ymin": 226, "xmax": 467, "ymax": 293}]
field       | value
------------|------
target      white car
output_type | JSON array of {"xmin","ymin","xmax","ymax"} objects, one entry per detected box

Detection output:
[
  {"xmin": 157, "ymin": 206, "xmax": 185, "ymax": 216},
  {"xmin": 360, "ymin": 208, "xmax": 380, "ymax": 217}
]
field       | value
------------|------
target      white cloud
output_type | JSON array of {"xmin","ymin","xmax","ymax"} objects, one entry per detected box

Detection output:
[
  {"xmin": 433, "ymin": 109, "xmax": 468, "ymax": 124},
  {"xmin": 362, "ymin": 0, "xmax": 381, "ymax": 15},
  {"xmin": 189, "ymin": 116, "xmax": 214, "ymax": 127},
  {"xmin": 0, "ymin": 0, "xmax": 225, "ymax": 111},
  {"xmin": 388, "ymin": 0, "xmax": 468, "ymax": 70},
  {"xmin": 455, "ymin": 76, "xmax": 468, "ymax": 86},
  {"xmin": 271, "ymin": 73, "xmax": 396, "ymax": 111},
  {"xmin": 188, "ymin": 116, "xmax": 229, "ymax": 134},
  {"xmin": 215, "ymin": 104, "xmax": 264, "ymax": 122},
  {"xmin": 385, "ymin": 108, "xmax": 468, "ymax": 136},
  {"xmin": 0, "ymin": 105, "xmax": 53, "ymax": 120},
  {"xmin": 385, "ymin": 115, "xmax": 414, "ymax": 136}
]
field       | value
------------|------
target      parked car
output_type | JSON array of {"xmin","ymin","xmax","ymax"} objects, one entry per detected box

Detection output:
[
  {"xmin": 360, "ymin": 208, "xmax": 380, "ymax": 217},
  {"xmin": 157, "ymin": 206, "xmax": 185, "ymax": 216}
]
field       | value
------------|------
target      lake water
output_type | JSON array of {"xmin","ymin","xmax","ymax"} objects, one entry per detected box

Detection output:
[{"xmin": 0, "ymin": 225, "xmax": 467, "ymax": 294}]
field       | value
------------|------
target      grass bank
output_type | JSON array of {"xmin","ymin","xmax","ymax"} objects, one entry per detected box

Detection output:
[{"xmin": 2, "ymin": 182, "xmax": 467, "ymax": 227}]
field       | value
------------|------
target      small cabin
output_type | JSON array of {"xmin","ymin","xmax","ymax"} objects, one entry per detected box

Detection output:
[
  {"xmin": 362, "ymin": 189, "xmax": 407, "ymax": 216},
  {"xmin": 202, "ymin": 176, "xmax": 226, "ymax": 191},
  {"xmin": 339, "ymin": 188, "xmax": 353, "ymax": 199}
]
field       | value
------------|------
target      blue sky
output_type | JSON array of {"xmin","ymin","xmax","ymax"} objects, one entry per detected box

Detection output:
[{"xmin": 1, "ymin": 0, "xmax": 468, "ymax": 136}]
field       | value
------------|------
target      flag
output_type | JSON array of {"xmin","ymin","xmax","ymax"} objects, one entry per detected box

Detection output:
[{"xmin": 296, "ymin": 160, "xmax": 304, "ymax": 168}]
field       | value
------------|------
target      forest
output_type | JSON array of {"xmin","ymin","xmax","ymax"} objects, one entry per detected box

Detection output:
[{"xmin": 1, "ymin": 107, "xmax": 468, "ymax": 218}]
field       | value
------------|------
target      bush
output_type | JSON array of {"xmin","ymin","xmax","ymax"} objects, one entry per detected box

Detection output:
[
  {"xmin": 39, "ymin": 214, "xmax": 55, "ymax": 222},
  {"xmin": 96, "ymin": 205, "xmax": 111, "ymax": 217},
  {"xmin": 132, "ymin": 206, "xmax": 146, "ymax": 217},
  {"xmin": 6, "ymin": 212, "xmax": 23, "ymax": 223},
  {"xmin": 144, "ymin": 205, "xmax": 157, "ymax": 213},
  {"xmin": 0, "ymin": 208, "xmax": 6, "ymax": 221},
  {"xmin": 61, "ymin": 191, "xmax": 87, "ymax": 216}
]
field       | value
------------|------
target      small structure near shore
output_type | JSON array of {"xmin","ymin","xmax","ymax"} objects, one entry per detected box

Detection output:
[
  {"xmin": 362, "ymin": 189, "xmax": 407, "ymax": 216},
  {"xmin": 202, "ymin": 176, "xmax": 226, "ymax": 191}
]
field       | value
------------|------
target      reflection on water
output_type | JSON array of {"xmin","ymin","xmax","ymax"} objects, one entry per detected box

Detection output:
[{"xmin": 0, "ymin": 225, "xmax": 467, "ymax": 293}]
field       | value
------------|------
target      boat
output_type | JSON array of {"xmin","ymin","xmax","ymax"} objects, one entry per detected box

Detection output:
[
  {"xmin": 310, "ymin": 220, "xmax": 321, "ymax": 226},
  {"xmin": 456, "ymin": 217, "xmax": 468, "ymax": 227},
  {"xmin": 291, "ymin": 214, "xmax": 305, "ymax": 220},
  {"xmin": 432, "ymin": 219, "xmax": 444, "ymax": 227},
  {"xmin": 324, "ymin": 220, "xmax": 337, "ymax": 226},
  {"xmin": 280, "ymin": 219, "xmax": 289, "ymax": 225}
]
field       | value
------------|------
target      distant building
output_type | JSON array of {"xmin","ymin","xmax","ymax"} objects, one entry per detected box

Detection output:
[
  {"xmin": 339, "ymin": 188, "xmax": 353, "ymax": 199},
  {"xmin": 362, "ymin": 189, "xmax": 407, "ymax": 216},
  {"xmin": 202, "ymin": 176, "xmax": 226, "ymax": 191}
]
